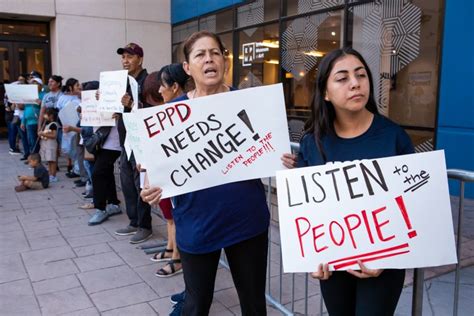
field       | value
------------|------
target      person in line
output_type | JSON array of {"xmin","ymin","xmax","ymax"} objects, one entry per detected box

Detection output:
[
  {"xmin": 38, "ymin": 108, "xmax": 59, "ymax": 183},
  {"xmin": 4, "ymin": 85, "xmax": 21, "ymax": 155},
  {"xmin": 148, "ymin": 64, "xmax": 190, "ymax": 278},
  {"xmin": 14, "ymin": 153, "xmax": 49, "ymax": 192},
  {"xmin": 57, "ymin": 78, "xmax": 82, "ymax": 178},
  {"xmin": 141, "ymin": 31, "xmax": 295, "ymax": 316},
  {"xmin": 297, "ymin": 47, "xmax": 414, "ymax": 315},
  {"xmin": 86, "ymin": 115, "xmax": 122, "ymax": 225},
  {"xmin": 21, "ymin": 77, "xmax": 45, "ymax": 155},
  {"xmin": 113, "ymin": 43, "xmax": 152, "ymax": 243},
  {"xmin": 38, "ymin": 75, "xmax": 63, "ymax": 129},
  {"xmin": 9, "ymin": 76, "xmax": 30, "ymax": 160}
]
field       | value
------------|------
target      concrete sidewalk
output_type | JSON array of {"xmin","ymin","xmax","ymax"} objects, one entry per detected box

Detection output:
[{"xmin": 0, "ymin": 139, "xmax": 473, "ymax": 315}]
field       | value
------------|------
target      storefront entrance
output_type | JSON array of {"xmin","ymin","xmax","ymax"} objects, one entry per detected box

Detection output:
[{"xmin": 0, "ymin": 20, "xmax": 51, "ymax": 137}]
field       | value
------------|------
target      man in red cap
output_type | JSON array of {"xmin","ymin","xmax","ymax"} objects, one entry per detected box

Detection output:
[{"xmin": 113, "ymin": 43, "xmax": 153, "ymax": 243}]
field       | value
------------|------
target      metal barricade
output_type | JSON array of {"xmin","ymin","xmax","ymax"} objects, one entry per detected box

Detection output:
[{"xmin": 412, "ymin": 169, "xmax": 474, "ymax": 316}]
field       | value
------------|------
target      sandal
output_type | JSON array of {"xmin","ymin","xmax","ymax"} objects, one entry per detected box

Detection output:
[
  {"xmin": 155, "ymin": 259, "xmax": 182, "ymax": 278},
  {"xmin": 150, "ymin": 248, "xmax": 173, "ymax": 262},
  {"xmin": 79, "ymin": 202, "xmax": 95, "ymax": 209}
]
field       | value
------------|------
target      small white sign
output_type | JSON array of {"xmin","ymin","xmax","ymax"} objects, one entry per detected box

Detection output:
[
  {"xmin": 98, "ymin": 70, "xmax": 128, "ymax": 113},
  {"xmin": 4, "ymin": 84, "xmax": 39, "ymax": 104},
  {"xmin": 80, "ymin": 90, "xmax": 115, "ymax": 127}
]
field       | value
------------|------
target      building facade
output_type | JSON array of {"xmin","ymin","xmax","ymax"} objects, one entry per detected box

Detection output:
[
  {"xmin": 0, "ymin": 0, "xmax": 172, "ymax": 133},
  {"xmin": 171, "ymin": 0, "xmax": 473, "ymax": 197}
]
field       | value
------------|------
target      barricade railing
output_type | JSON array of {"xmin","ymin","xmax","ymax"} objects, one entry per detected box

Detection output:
[{"xmin": 412, "ymin": 169, "xmax": 474, "ymax": 316}]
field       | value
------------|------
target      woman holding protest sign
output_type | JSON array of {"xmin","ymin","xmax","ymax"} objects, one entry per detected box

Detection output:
[
  {"xmin": 148, "ymin": 64, "xmax": 190, "ymax": 278},
  {"xmin": 141, "ymin": 31, "xmax": 295, "ymax": 315},
  {"xmin": 297, "ymin": 47, "xmax": 414, "ymax": 315}
]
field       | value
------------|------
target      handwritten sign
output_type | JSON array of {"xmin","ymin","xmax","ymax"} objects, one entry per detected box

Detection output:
[
  {"xmin": 80, "ymin": 90, "xmax": 115, "ymax": 127},
  {"xmin": 122, "ymin": 112, "xmax": 145, "ymax": 164},
  {"xmin": 134, "ymin": 84, "xmax": 291, "ymax": 198},
  {"xmin": 4, "ymin": 84, "xmax": 39, "ymax": 104},
  {"xmin": 98, "ymin": 70, "xmax": 128, "ymax": 113},
  {"xmin": 277, "ymin": 150, "xmax": 457, "ymax": 272}
]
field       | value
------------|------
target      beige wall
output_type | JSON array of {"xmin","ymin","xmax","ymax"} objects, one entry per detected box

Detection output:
[{"xmin": 0, "ymin": 0, "xmax": 171, "ymax": 82}]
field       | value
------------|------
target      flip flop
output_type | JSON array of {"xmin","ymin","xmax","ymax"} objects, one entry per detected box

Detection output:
[
  {"xmin": 155, "ymin": 259, "xmax": 182, "ymax": 278},
  {"xmin": 150, "ymin": 248, "xmax": 173, "ymax": 262}
]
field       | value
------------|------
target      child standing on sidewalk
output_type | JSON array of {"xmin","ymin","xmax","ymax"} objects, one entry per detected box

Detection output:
[
  {"xmin": 15, "ymin": 153, "xmax": 49, "ymax": 192},
  {"xmin": 39, "ymin": 108, "xmax": 59, "ymax": 183}
]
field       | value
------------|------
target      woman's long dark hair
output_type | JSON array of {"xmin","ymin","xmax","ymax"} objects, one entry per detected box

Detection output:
[
  {"xmin": 305, "ymin": 47, "xmax": 379, "ymax": 162},
  {"xmin": 158, "ymin": 63, "xmax": 190, "ymax": 90},
  {"xmin": 62, "ymin": 78, "xmax": 79, "ymax": 93}
]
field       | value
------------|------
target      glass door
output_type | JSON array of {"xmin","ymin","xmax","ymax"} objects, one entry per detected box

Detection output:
[
  {"xmin": 0, "ymin": 42, "xmax": 13, "ymax": 136},
  {"xmin": 0, "ymin": 41, "xmax": 50, "ymax": 137}
]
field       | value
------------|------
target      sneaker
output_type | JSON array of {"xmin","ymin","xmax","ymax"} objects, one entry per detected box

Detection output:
[
  {"xmin": 88, "ymin": 209, "xmax": 109, "ymax": 226},
  {"xmin": 20, "ymin": 156, "xmax": 28, "ymax": 161},
  {"xmin": 129, "ymin": 228, "xmax": 152, "ymax": 244},
  {"xmin": 65, "ymin": 171, "xmax": 80, "ymax": 178},
  {"xmin": 169, "ymin": 299, "xmax": 184, "ymax": 316},
  {"xmin": 49, "ymin": 176, "xmax": 58, "ymax": 183},
  {"xmin": 9, "ymin": 149, "xmax": 21, "ymax": 155},
  {"xmin": 105, "ymin": 204, "xmax": 122, "ymax": 216},
  {"xmin": 14, "ymin": 185, "xmax": 28, "ymax": 192},
  {"xmin": 83, "ymin": 193, "xmax": 93, "ymax": 199},
  {"xmin": 75, "ymin": 180, "xmax": 87, "ymax": 187},
  {"xmin": 115, "ymin": 225, "xmax": 138, "ymax": 236},
  {"xmin": 170, "ymin": 291, "xmax": 186, "ymax": 305}
]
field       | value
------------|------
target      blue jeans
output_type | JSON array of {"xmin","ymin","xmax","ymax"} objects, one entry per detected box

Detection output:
[
  {"xmin": 7, "ymin": 120, "xmax": 18, "ymax": 151},
  {"xmin": 26, "ymin": 124, "xmax": 39, "ymax": 154},
  {"xmin": 17, "ymin": 124, "xmax": 30, "ymax": 158}
]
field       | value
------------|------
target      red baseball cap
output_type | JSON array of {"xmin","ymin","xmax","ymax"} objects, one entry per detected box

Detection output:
[{"xmin": 117, "ymin": 43, "xmax": 144, "ymax": 57}]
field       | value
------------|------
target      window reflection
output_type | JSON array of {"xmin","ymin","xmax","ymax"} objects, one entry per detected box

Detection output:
[
  {"xmin": 282, "ymin": 11, "xmax": 343, "ymax": 123},
  {"xmin": 238, "ymin": 23, "xmax": 279, "ymax": 89}
]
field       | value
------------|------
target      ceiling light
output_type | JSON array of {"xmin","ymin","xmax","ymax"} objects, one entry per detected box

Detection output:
[
  {"xmin": 331, "ymin": 31, "xmax": 336, "ymax": 36},
  {"xmin": 304, "ymin": 50, "xmax": 324, "ymax": 57}
]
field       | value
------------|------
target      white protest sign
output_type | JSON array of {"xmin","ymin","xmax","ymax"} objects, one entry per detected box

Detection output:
[
  {"xmin": 277, "ymin": 150, "xmax": 457, "ymax": 272},
  {"xmin": 80, "ymin": 90, "xmax": 115, "ymax": 127},
  {"xmin": 135, "ymin": 84, "xmax": 291, "ymax": 198},
  {"xmin": 122, "ymin": 112, "xmax": 145, "ymax": 163},
  {"xmin": 98, "ymin": 70, "xmax": 128, "ymax": 113},
  {"xmin": 128, "ymin": 75, "xmax": 139, "ymax": 111},
  {"xmin": 58, "ymin": 101, "xmax": 79, "ymax": 127},
  {"xmin": 4, "ymin": 84, "xmax": 39, "ymax": 104}
]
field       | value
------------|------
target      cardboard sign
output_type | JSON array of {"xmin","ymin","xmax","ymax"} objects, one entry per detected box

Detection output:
[
  {"xmin": 135, "ymin": 84, "xmax": 291, "ymax": 198},
  {"xmin": 4, "ymin": 84, "xmax": 39, "ymax": 104},
  {"xmin": 98, "ymin": 70, "xmax": 128, "ymax": 113},
  {"xmin": 277, "ymin": 150, "xmax": 457, "ymax": 272},
  {"xmin": 80, "ymin": 90, "xmax": 115, "ymax": 127}
]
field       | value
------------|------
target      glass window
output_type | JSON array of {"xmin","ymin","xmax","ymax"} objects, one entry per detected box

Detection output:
[
  {"xmin": 0, "ymin": 47, "xmax": 10, "ymax": 83},
  {"xmin": 172, "ymin": 20, "xmax": 198, "ymax": 44},
  {"xmin": 199, "ymin": 9, "xmax": 234, "ymax": 33},
  {"xmin": 172, "ymin": 43, "xmax": 185, "ymax": 63},
  {"xmin": 349, "ymin": 0, "xmax": 444, "ymax": 147},
  {"xmin": 237, "ymin": 0, "xmax": 279, "ymax": 28},
  {"xmin": 219, "ymin": 33, "xmax": 233, "ymax": 86},
  {"xmin": 286, "ymin": 0, "xmax": 344, "ymax": 16},
  {"xmin": 18, "ymin": 48, "xmax": 45, "ymax": 79},
  {"xmin": 281, "ymin": 11, "xmax": 343, "ymax": 128},
  {"xmin": 0, "ymin": 21, "xmax": 48, "ymax": 37},
  {"xmin": 237, "ymin": 23, "xmax": 280, "ymax": 89}
]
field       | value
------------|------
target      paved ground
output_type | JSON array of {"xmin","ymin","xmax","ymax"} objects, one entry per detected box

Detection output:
[{"xmin": 0, "ymin": 139, "xmax": 472, "ymax": 315}]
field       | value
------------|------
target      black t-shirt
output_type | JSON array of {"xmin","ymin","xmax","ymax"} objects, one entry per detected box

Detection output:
[{"xmin": 34, "ymin": 164, "xmax": 49, "ymax": 188}]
